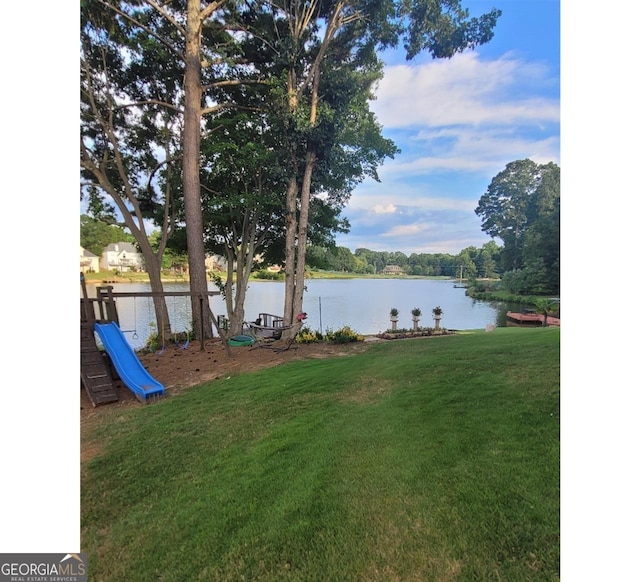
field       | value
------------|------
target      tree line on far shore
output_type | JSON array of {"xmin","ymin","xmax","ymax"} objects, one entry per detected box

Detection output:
[
  {"xmin": 81, "ymin": 214, "xmax": 498, "ymax": 280},
  {"xmin": 303, "ymin": 243, "xmax": 500, "ymax": 279}
]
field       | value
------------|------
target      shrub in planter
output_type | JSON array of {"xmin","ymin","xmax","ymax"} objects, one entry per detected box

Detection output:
[
  {"xmin": 411, "ymin": 307, "xmax": 422, "ymax": 330},
  {"xmin": 432, "ymin": 306, "xmax": 443, "ymax": 329},
  {"xmin": 389, "ymin": 308, "xmax": 399, "ymax": 330}
]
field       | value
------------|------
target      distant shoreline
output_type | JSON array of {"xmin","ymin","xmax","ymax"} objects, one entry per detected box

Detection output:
[{"xmin": 82, "ymin": 272, "xmax": 467, "ymax": 284}]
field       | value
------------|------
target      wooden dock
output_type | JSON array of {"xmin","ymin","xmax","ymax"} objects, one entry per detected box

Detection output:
[{"xmin": 506, "ymin": 311, "xmax": 560, "ymax": 326}]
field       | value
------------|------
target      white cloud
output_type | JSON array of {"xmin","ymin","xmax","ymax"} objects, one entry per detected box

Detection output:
[
  {"xmin": 376, "ymin": 132, "xmax": 559, "ymax": 177},
  {"xmin": 336, "ymin": 227, "xmax": 493, "ymax": 255},
  {"xmin": 359, "ymin": 51, "xmax": 561, "ymax": 192},
  {"xmin": 379, "ymin": 155, "xmax": 492, "ymax": 175},
  {"xmin": 381, "ymin": 223, "xmax": 427, "ymax": 237},
  {"xmin": 371, "ymin": 203, "xmax": 397, "ymax": 214},
  {"xmin": 349, "ymin": 187, "xmax": 479, "ymax": 214},
  {"xmin": 372, "ymin": 52, "xmax": 559, "ymax": 129}
]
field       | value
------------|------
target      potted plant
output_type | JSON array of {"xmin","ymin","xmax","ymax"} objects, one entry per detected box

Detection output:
[
  {"xmin": 432, "ymin": 306, "xmax": 443, "ymax": 330},
  {"xmin": 390, "ymin": 308, "xmax": 399, "ymax": 330},
  {"xmin": 411, "ymin": 307, "xmax": 421, "ymax": 330}
]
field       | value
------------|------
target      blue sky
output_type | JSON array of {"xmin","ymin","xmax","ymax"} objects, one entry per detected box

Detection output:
[{"xmin": 334, "ymin": 0, "xmax": 560, "ymax": 255}]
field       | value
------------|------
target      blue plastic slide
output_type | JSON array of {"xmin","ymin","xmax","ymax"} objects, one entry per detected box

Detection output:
[{"xmin": 94, "ymin": 322, "xmax": 165, "ymax": 402}]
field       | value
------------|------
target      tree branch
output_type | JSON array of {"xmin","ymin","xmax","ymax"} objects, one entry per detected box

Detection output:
[
  {"xmin": 201, "ymin": 102, "xmax": 236, "ymax": 116},
  {"xmin": 114, "ymin": 99, "xmax": 183, "ymax": 114},
  {"xmin": 95, "ymin": 0, "xmax": 184, "ymax": 61},
  {"xmin": 200, "ymin": 182, "xmax": 219, "ymax": 195},
  {"xmin": 144, "ymin": 0, "xmax": 187, "ymax": 36},
  {"xmin": 297, "ymin": 1, "xmax": 352, "ymax": 101},
  {"xmin": 201, "ymin": 79, "xmax": 267, "ymax": 92},
  {"xmin": 200, "ymin": 0, "xmax": 227, "ymax": 22},
  {"xmin": 81, "ymin": 55, "xmax": 149, "ymax": 240}
]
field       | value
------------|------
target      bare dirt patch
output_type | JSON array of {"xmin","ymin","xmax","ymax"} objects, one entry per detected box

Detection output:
[{"xmin": 81, "ymin": 337, "xmax": 372, "ymax": 417}]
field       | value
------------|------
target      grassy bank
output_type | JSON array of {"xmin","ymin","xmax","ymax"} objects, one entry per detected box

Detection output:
[
  {"xmin": 81, "ymin": 271, "xmax": 189, "ymax": 284},
  {"xmin": 81, "ymin": 270, "xmax": 453, "ymax": 284},
  {"xmin": 82, "ymin": 327, "xmax": 560, "ymax": 580},
  {"xmin": 464, "ymin": 286, "xmax": 559, "ymax": 310}
]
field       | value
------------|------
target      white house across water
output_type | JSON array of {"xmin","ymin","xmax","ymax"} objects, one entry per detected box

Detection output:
[{"xmin": 100, "ymin": 242, "xmax": 144, "ymax": 272}]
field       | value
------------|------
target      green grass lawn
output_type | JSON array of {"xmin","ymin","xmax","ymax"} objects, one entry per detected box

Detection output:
[{"xmin": 82, "ymin": 327, "xmax": 560, "ymax": 581}]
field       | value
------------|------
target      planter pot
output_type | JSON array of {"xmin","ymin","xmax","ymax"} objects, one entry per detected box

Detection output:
[
  {"xmin": 434, "ymin": 316, "xmax": 441, "ymax": 330},
  {"xmin": 412, "ymin": 317, "xmax": 420, "ymax": 330},
  {"xmin": 390, "ymin": 316, "xmax": 398, "ymax": 330}
]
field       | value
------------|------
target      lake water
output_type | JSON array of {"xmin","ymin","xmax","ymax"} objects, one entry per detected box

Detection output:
[{"xmin": 84, "ymin": 278, "xmax": 510, "ymax": 350}]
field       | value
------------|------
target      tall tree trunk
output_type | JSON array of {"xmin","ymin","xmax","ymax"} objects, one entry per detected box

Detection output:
[
  {"xmin": 292, "ymin": 149, "xmax": 316, "ymax": 321},
  {"xmin": 227, "ymin": 256, "xmax": 249, "ymax": 336},
  {"xmin": 282, "ymin": 174, "xmax": 299, "ymax": 326},
  {"xmin": 183, "ymin": 0, "xmax": 212, "ymax": 340},
  {"xmin": 81, "ymin": 142, "xmax": 173, "ymax": 344},
  {"xmin": 227, "ymin": 213, "xmax": 258, "ymax": 335},
  {"xmin": 144, "ymin": 251, "xmax": 172, "ymax": 343},
  {"xmin": 282, "ymin": 30, "xmax": 327, "ymax": 330}
]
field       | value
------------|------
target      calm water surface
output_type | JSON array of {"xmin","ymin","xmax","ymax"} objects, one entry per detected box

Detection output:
[{"xmin": 84, "ymin": 278, "xmax": 509, "ymax": 350}]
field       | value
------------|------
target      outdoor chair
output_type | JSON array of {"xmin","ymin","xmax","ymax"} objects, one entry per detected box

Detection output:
[{"xmin": 247, "ymin": 312, "xmax": 307, "ymax": 352}]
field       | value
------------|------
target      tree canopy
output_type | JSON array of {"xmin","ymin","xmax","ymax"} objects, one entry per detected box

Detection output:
[
  {"xmin": 475, "ymin": 159, "xmax": 560, "ymax": 294},
  {"xmin": 80, "ymin": 214, "xmax": 134, "ymax": 256}
]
